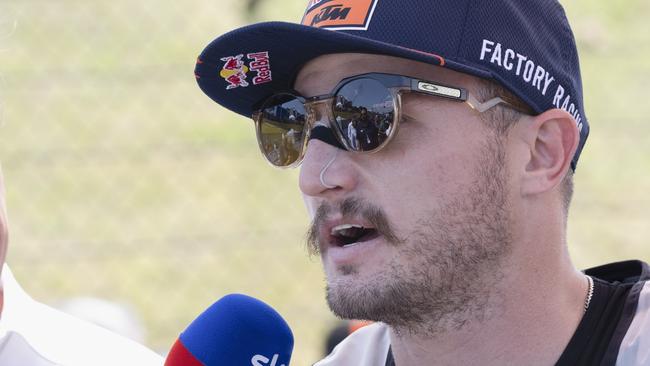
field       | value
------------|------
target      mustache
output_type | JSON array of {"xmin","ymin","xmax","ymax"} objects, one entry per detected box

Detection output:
[{"xmin": 305, "ymin": 197, "xmax": 403, "ymax": 256}]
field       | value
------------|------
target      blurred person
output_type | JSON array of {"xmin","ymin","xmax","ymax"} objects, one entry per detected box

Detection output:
[
  {"xmin": 346, "ymin": 120, "xmax": 359, "ymax": 151},
  {"xmin": 195, "ymin": 1, "xmax": 649, "ymax": 365},
  {"xmin": 245, "ymin": 0, "xmax": 264, "ymax": 17},
  {"xmin": 0, "ymin": 159, "xmax": 162, "ymax": 364}
]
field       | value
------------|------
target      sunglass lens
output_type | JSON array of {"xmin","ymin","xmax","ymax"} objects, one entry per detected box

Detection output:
[
  {"xmin": 258, "ymin": 94, "xmax": 307, "ymax": 167},
  {"xmin": 332, "ymin": 79, "xmax": 395, "ymax": 152}
]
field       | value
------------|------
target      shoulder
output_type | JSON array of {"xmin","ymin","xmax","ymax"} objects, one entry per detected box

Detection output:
[
  {"xmin": 580, "ymin": 260, "xmax": 650, "ymax": 365},
  {"xmin": 585, "ymin": 260, "xmax": 650, "ymax": 365},
  {"xmin": 616, "ymin": 280, "xmax": 650, "ymax": 365},
  {"xmin": 0, "ymin": 266, "xmax": 162, "ymax": 366},
  {"xmin": 24, "ymin": 300, "xmax": 163, "ymax": 366},
  {"xmin": 314, "ymin": 322, "xmax": 390, "ymax": 366}
]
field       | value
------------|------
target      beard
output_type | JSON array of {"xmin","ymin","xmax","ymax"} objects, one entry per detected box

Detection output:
[{"xmin": 306, "ymin": 135, "xmax": 513, "ymax": 336}]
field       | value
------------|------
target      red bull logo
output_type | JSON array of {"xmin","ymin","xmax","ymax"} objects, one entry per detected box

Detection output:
[
  {"xmin": 248, "ymin": 52, "xmax": 272, "ymax": 85},
  {"xmin": 220, "ymin": 54, "xmax": 250, "ymax": 89},
  {"xmin": 220, "ymin": 52, "xmax": 273, "ymax": 90}
]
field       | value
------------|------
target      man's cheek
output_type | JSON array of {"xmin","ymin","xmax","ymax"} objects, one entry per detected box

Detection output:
[{"xmin": 302, "ymin": 194, "xmax": 318, "ymax": 217}]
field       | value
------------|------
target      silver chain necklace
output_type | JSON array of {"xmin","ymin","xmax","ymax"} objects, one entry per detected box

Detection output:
[{"xmin": 584, "ymin": 275, "xmax": 594, "ymax": 312}]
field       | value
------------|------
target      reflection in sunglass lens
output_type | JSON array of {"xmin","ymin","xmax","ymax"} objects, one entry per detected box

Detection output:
[
  {"xmin": 259, "ymin": 94, "xmax": 307, "ymax": 166},
  {"xmin": 332, "ymin": 79, "xmax": 395, "ymax": 152}
]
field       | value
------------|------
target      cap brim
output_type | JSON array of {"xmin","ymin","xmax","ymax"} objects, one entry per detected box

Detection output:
[{"xmin": 195, "ymin": 21, "xmax": 489, "ymax": 119}]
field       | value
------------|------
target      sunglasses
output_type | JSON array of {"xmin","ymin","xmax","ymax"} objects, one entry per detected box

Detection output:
[{"xmin": 252, "ymin": 73, "xmax": 532, "ymax": 168}]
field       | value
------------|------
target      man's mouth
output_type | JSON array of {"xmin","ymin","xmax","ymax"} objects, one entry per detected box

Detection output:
[
  {"xmin": 330, "ymin": 224, "xmax": 380, "ymax": 248},
  {"xmin": 306, "ymin": 197, "xmax": 402, "ymax": 256}
]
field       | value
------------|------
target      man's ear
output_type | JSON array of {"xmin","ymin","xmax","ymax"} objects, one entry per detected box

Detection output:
[{"xmin": 520, "ymin": 109, "xmax": 579, "ymax": 196}]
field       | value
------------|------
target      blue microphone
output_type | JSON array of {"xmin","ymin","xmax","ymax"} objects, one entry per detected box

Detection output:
[{"xmin": 165, "ymin": 294, "xmax": 294, "ymax": 366}]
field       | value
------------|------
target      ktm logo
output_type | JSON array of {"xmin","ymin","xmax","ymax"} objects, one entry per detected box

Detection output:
[
  {"xmin": 309, "ymin": 5, "xmax": 351, "ymax": 26},
  {"xmin": 301, "ymin": 0, "xmax": 378, "ymax": 30}
]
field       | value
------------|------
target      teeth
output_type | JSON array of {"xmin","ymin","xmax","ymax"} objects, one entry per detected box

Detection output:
[
  {"xmin": 331, "ymin": 224, "xmax": 364, "ymax": 235},
  {"xmin": 331, "ymin": 224, "xmax": 376, "ymax": 247},
  {"xmin": 342, "ymin": 242, "xmax": 360, "ymax": 248}
]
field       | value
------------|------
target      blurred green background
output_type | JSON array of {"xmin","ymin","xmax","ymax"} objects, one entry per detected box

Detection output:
[{"xmin": 0, "ymin": 0, "xmax": 648, "ymax": 364}]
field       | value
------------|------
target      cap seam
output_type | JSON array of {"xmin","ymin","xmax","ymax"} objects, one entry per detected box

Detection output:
[
  {"xmin": 554, "ymin": 2, "xmax": 573, "ymax": 77},
  {"xmin": 453, "ymin": 0, "xmax": 475, "ymax": 62}
]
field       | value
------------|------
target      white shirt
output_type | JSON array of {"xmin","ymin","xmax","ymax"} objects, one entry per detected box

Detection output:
[
  {"xmin": 0, "ymin": 265, "xmax": 163, "ymax": 366},
  {"xmin": 315, "ymin": 322, "xmax": 390, "ymax": 366}
]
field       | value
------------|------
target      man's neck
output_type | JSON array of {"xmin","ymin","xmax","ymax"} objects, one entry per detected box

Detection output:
[{"xmin": 388, "ymin": 258, "xmax": 588, "ymax": 366}]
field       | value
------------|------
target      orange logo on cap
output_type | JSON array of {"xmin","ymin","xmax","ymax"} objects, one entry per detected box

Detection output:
[{"xmin": 301, "ymin": 0, "xmax": 378, "ymax": 30}]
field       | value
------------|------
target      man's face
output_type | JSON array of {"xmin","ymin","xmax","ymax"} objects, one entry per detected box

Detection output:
[{"xmin": 296, "ymin": 53, "xmax": 515, "ymax": 333}]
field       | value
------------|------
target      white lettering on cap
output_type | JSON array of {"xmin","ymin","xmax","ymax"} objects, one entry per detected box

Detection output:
[{"xmin": 479, "ymin": 38, "xmax": 583, "ymax": 126}]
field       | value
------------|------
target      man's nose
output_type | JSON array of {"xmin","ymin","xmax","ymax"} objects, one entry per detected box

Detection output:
[{"xmin": 299, "ymin": 132, "xmax": 357, "ymax": 198}]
